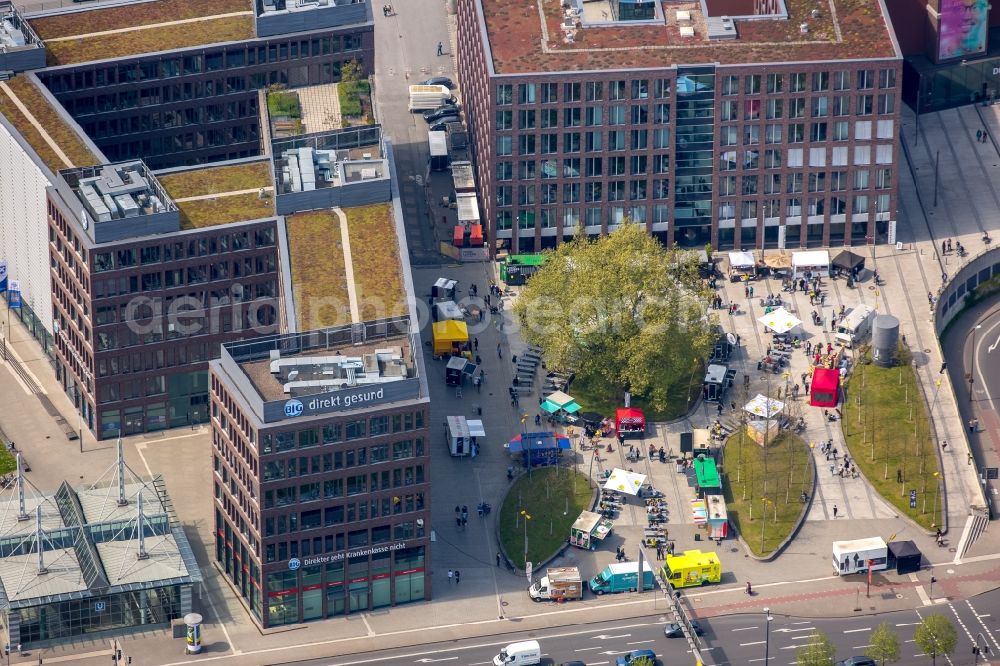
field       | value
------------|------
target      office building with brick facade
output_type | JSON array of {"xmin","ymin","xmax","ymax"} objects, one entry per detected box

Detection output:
[
  {"xmin": 456, "ymin": 0, "xmax": 904, "ymax": 252},
  {"xmin": 209, "ymin": 320, "xmax": 431, "ymax": 627}
]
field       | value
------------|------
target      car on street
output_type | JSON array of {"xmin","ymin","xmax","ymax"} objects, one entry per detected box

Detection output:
[
  {"xmin": 835, "ymin": 658, "xmax": 876, "ymax": 666},
  {"xmin": 420, "ymin": 76, "xmax": 454, "ymax": 89},
  {"xmin": 615, "ymin": 649, "xmax": 658, "ymax": 666},
  {"xmin": 664, "ymin": 620, "xmax": 703, "ymax": 637},
  {"xmin": 423, "ymin": 105, "xmax": 460, "ymax": 123},
  {"xmin": 429, "ymin": 117, "xmax": 460, "ymax": 132}
]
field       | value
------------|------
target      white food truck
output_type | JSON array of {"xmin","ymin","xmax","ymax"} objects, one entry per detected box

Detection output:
[{"xmin": 832, "ymin": 537, "xmax": 888, "ymax": 576}]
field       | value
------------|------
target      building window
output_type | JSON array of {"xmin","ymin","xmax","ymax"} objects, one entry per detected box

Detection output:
[
  {"xmin": 879, "ymin": 69, "xmax": 896, "ymax": 89},
  {"xmin": 586, "ymin": 81, "xmax": 604, "ymax": 101},
  {"xmin": 496, "ymin": 85, "xmax": 512, "ymax": 105},
  {"xmin": 766, "ymin": 73, "xmax": 783, "ymax": 94},
  {"xmin": 519, "ymin": 83, "xmax": 536, "ymax": 104},
  {"xmin": 790, "ymin": 73, "xmax": 806, "ymax": 93},
  {"xmin": 540, "ymin": 82, "xmax": 558, "ymax": 103},
  {"xmin": 541, "ymin": 108, "xmax": 558, "ymax": 128},
  {"xmin": 721, "ymin": 76, "xmax": 739, "ymax": 96}
]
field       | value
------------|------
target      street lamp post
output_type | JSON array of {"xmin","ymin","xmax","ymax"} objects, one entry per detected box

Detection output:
[
  {"xmin": 520, "ymin": 510, "xmax": 531, "ymax": 564},
  {"xmin": 763, "ymin": 607, "xmax": 773, "ymax": 664},
  {"xmin": 969, "ymin": 324, "xmax": 982, "ymax": 405}
]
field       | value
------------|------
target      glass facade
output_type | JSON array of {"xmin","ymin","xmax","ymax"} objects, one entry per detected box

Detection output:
[
  {"xmin": 905, "ymin": 51, "xmax": 1000, "ymax": 113},
  {"xmin": 674, "ymin": 67, "xmax": 715, "ymax": 247},
  {"xmin": 16, "ymin": 587, "xmax": 184, "ymax": 645}
]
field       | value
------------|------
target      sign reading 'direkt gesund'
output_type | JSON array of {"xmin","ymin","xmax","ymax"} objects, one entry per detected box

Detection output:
[
  {"xmin": 287, "ymin": 542, "xmax": 407, "ymax": 570},
  {"xmin": 263, "ymin": 377, "xmax": 420, "ymax": 423}
]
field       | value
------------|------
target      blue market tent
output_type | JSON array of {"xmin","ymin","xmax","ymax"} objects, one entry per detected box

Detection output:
[{"xmin": 506, "ymin": 432, "xmax": 571, "ymax": 467}]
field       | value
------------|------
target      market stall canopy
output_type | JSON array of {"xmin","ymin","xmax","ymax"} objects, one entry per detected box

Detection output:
[
  {"xmin": 432, "ymin": 319, "xmax": 469, "ymax": 343},
  {"xmin": 615, "ymin": 407, "xmax": 645, "ymax": 432},
  {"xmin": 810, "ymin": 366, "xmax": 840, "ymax": 407},
  {"xmin": 762, "ymin": 253, "xmax": 792, "ymax": 269},
  {"xmin": 433, "ymin": 277, "xmax": 457, "ymax": 292},
  {"xmin": 744, "ymin": 394, "xmax": 785, "ymax": 418},
  {"xmin": 541, "ymin": 390, "xmax": 581, "ymax": 414},
  {"xmin": 728, "ymin": 251, "xmax": 755, "ymax": 270},
  {"xmin": 603, "ymin": 468, "xmax": 647, "ymax": 496},
  {"xmin": 792, "ymin": 250, "xmax": 831, "ymax": 276},
  {"xmin": 506, "ymin": 432, "xmax": 571, "ymax": 452},
  {"xmin": 832, "ymin": 250, "xmax": 865, "ymax": 272},
  {"xmin": 467, "ymin": 419, "xmax": 486, "ymax": 437},
  {"xmin": 757, "ymin": 306, "xmax": 802, "ymax": 334},
  {"xmin": 579, "ymin": 411, "xmax": 605, "ymax": 426}
]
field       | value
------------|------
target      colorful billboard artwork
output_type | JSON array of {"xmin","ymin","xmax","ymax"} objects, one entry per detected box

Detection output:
[{"xmin": 938, "ymin": 0, "xmax": 989, "ymax": 61}]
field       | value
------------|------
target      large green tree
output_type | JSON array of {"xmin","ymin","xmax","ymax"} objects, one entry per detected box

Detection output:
[
  {"xmin": 866, "ymin": 622, "xmax": 901, "ymax": 665},
  {"xmin": 513, "ymin": 223, "xmax": 715, "ymax": 413},
  {"xmin": 796, "ymin": 630, "xmax": 836, "ymax": 666},
  {"xmin": 914, "ymin": 614, "xmax": 956, "ymax": 665}
]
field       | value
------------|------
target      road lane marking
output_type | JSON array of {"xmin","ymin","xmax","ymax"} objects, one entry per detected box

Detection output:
[
  {"xmin": 575, "ymin": 647, "xmax": 602, "ymax": 652},
  {"xmin": 843, "ymin": 627, "xmax": 872, "ymax": 633},
  {"xmin": 896, "ymin": 623, "xmax": 919, "ymax": 627},
  {"xmin": 781, "ymin": 643, "xmax": 818, "ymax": 650},
  {"xmin": 740, "ymin": 641, "xmax": 766, "ymax": 647},
  {"xmin": 626, "ymin": 640, "xmax": 655, "ymax": 645},
  {"xmin": 853, "ymin": 645, "xmax": 872, "ymax": 649},
  {"xmin": 732, "ymin": 626, "xmax": 759, "ymax": 632}
]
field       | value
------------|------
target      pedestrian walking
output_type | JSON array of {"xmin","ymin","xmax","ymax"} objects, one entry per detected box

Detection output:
[
  {"xmin": 462, "ymin": 505, "xmax": 468, "ymax": 521},
  {"xmin": 448, "ymin": 569, "xmax": 454, "ymax": 583},
  {"xmin": 455, "ymin": 570, "xmax": 461, "ymax": 584},
  {"xmin": 970, "ymin": 418, "xmax": 979, "ymax": 433},
  {"xmin": 717, "ymin": 403, "xmax": 723, "ymax": 416},
  {"xmin": 497, "ymin": 552, "xmax": 502, "ymax": 567},
  {"xmin": 978, "ymin": 129, "xmax": 983, "ymax": 142},
  {"xmin": 745, "ymin": 285, "xmax": 750, "ymax": 298},
  {"xmin": 746, "ymin": 581, "xmax": 752, "ymax": 595},
  {"xmin": 749, "ymin": 285, "xmax": 754, "ymax": 297},
  {"xmin": 475, "ymin": 376, "xmax": 482, "ymax": 393},
  {"xmin": 436, "ymin": 41, "xmax": 444, "ymax": 56},
  {"xmin": 832, "ymin": 504, "xmax": 839, "ymax": 518},
  {"xmin": 940, "ymin": 362, "xmax": 947, "ymax": 374},
  {"xmin": 984, "ymin": 131, "xmax": 990, "ymax": 144},
  {"xmin": 497, "ymin": 343, "xmax": 502, "ymax": 358},
  {"xmin": 731, "ymin": 401, "xmax": 736, "ymax": 411},
  {"xmin": 473, "ymin": 337, "xmax": 479, "ymax": 350},
  {"xmin": 942, "ymin": 440, "xmax": 948, "ymax": 451}
]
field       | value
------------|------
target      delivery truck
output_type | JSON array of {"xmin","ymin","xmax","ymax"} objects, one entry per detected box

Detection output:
[
  {"xmin": 588, "ymin": 561, "xmax": 657, "ymax": 595},
  {"xmin": 661, "ymin": 549, "xmax": 722, "ymax": 589},
  {"xmin": 834, "ymin": 304, "xmax": 876, "ymax": 348},
  {"xmin": 408, "ymin": 84, "xmax": 454, "ymax": 111},
  {"xmin": 528, "ymin": 566, "xmax": 582, "ymax": 602}
]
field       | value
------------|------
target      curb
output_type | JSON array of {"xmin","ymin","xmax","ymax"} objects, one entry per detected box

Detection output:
[
  {"xmin": 495, "ymin": 467, "xmax": 597, "ymax": 575},
  {"xmin": 727, "ymin": 435, "xmax": 817, "ymax": 562}
]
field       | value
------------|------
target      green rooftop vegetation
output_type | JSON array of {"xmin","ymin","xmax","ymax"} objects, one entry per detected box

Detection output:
[
  {"xmin": 286, "ymin": 210, "xmax": 351, "ymax": 331},
  {"xmin": 345, "ymin": 203, "xmax": 407, "ymax": 320},
  {"xmin": 267, "ymin": 91, "xmax": 301, "ymax": 119},
  {"xmin": 42, "ymin": 14, "xmax": 255, "ymax": 66},
  {"xmin": 29, "ymin": 0, "xmax": 252, "ymax": 39},
  {"xmin": 0, "ymin": 77, "xmax": 98, "ymax": 173},
  {"xmin": 158, "ymin": 162, "xmax": 273, "ymax": 200},
  {"xmin": 177, "ymin": 192, "xmax": 274, "ymax": 230}
]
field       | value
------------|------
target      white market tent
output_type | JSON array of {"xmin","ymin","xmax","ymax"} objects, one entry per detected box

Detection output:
[
  {"xmin": 791, "ymin": 250, "xmax": 831, "ymax": 279},
  {"xmin": 757, "ymin": 306, "xmax": 802, "ymax": 334},
  {"xmin": 728, "ymin": 251, "xmax": 755, "ymax": 270},
  {"xmin": 603, "ymin": 468, "xmax": 647, "ymax": 496},
  {"xmin": 744, "ymin": 394, "xmax": 785, "ymax": 419}
]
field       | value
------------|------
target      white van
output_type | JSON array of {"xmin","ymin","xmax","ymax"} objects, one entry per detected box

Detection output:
[
  {"xmin": 493, "ymin": 640, "xmax": 542, "ymax": 666},
  {"xmin": 834, "ymin": 304, "xmax": 876, "ymax": 348}
]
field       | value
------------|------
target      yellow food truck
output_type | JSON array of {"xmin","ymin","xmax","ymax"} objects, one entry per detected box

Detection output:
[{"xmin": 661, "ymin": 549, "xmax": 722, "ymax": 589}]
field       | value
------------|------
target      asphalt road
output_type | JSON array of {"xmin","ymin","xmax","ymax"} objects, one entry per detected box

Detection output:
[
  {"xmin": 266, "ymin": 586, "xmax": 1000, "ymax": 666},
  {"xmin": 969, "ymin": 306, "xmax": 1000, "ymax": 415}
]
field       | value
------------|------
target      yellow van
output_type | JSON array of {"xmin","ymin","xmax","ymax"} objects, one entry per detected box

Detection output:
[{"xmin": 661, "ymin": 549, "xmax": 722, "ymax": 589}]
